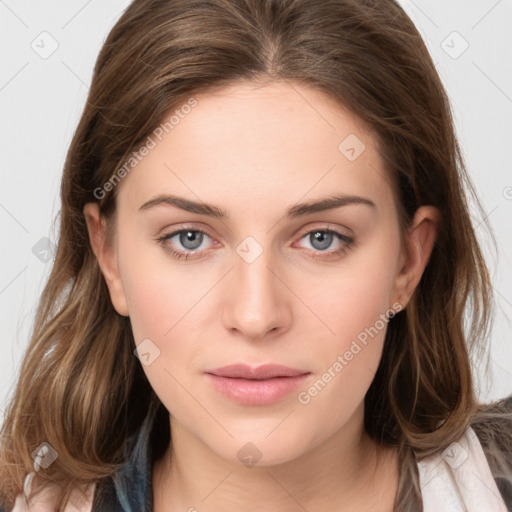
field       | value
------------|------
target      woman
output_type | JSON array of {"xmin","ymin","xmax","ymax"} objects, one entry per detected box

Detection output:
[{"xmin": 1, "ymin": 0, "xmax": 511, "ymax": 510}]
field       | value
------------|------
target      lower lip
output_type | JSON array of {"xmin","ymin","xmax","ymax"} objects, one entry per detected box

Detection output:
[{"xmin": 205, "ymin": 373, "xmax": 310, "ymax": 405}]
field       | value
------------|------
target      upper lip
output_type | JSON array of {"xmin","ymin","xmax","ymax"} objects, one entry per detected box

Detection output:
[{"xmin": 206, "ymin": 364, "xmax": 309, "ymax": 380}]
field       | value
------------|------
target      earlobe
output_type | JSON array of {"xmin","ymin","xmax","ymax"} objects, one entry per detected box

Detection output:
[
  {"xmin": 392, "ymin": 206, "xmax": 441, "ymax": 308},
  {"xmin": 83, "ymin": 203, "xmax": 129, "ymax": 316}
]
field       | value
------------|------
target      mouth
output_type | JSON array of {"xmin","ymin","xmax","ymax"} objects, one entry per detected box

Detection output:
[{"xmin": 204, "ymin": 364, "xmax": 311, "ymax": 405}]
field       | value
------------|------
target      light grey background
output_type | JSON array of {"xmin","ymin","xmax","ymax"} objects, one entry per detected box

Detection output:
[{"xmin": 1, "ymin": 0, "xmax": 511, "ymax": 424}]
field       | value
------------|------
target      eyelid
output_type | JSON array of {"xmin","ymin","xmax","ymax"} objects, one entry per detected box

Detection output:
[
  {"xmin": 157, "ymin": 223, "xmax": 216, "ymax": 241},
  {"xmin": 292, "ymin": 222, "xmax": 353, "ymax": 240}
]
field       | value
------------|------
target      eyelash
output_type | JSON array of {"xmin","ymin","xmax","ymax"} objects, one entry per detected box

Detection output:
[{"xmin": 155, "ymin": 224, "xmax": 354, "ymax": 261}]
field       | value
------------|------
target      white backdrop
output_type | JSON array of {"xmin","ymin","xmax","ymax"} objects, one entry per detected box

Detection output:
[{"xmin": 1, "ymin": 0, "xmax": 511, "ymax": 424}]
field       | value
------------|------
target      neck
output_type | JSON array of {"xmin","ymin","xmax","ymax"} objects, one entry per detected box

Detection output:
[{"xmin": 153, "ymin": 404, "xmax": 398, "ymax": 511}]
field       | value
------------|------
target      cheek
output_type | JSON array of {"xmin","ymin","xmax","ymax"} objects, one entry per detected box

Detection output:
[
  {"xmin": 310, "ymin": 245, "xmax": 398, "ymax": 353},
  {"xmin": 118, "ymin": 228, "xmax": 206, "ymax": 342},
  {"xmin": 295, "ymin": 237, "xmax": 400, "ymax": 407},
  {"xmin": 118, "ymin": 244, "xmax": 207, "ymax": 415},
  {"xmin": 122, "ymin": 267, "xmax": 177, "ymax": 345}
]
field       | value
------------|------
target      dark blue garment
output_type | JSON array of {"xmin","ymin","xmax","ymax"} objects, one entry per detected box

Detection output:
[{"xmin": 92, "ymin": 401, "xmax": 163, "ymax": 512}]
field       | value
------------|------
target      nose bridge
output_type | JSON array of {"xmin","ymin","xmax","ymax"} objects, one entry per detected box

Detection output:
[{"xmin": 222, "ymin": 235, "xmax": 289, "ymax": 338}]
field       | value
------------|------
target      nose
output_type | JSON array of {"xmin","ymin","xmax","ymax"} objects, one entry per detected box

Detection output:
[{"xmin": 221, "ymin": 247, "xmax": 292, "ymax": 341}]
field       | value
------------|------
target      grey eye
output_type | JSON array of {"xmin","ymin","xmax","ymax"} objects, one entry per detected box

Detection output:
[
  {"xmin": 177, "ymin": 230, "xmax": 204, "ymax": 251},
  {"xmin": 308, "ymin": 230, "xmax": 334, "ymax": 251}
]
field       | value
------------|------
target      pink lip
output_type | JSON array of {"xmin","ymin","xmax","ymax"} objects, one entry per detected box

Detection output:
[{"xmin": 205, "ymin": 364, "xmax": 310, "ymax": 405}]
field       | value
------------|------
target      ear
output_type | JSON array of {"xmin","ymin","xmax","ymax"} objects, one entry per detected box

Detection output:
[
  {"xmin": 392, "ymin": 206, "xmax": 441, "ymax": 309},
  {"xmin": 83, "ymin": 202, "xmax": 129, "ymax": 316}
]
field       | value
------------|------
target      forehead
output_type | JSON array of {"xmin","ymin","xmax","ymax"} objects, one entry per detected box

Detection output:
[{"xmin": 115, "ymin": 80, "xmax": 396, "ymax": 219}]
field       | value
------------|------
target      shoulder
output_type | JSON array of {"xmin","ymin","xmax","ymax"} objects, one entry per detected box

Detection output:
[
  {"xmin": 470, "ymin": 394, "xmax": 512, "ymax": 508},
  {"xmin": 470, "ymin": 394, "xmax": 512, "ymax": 448},
  {"xmin": 414, "ymin": 395, "xmax": 512, "ymax": 511},
  {"xmin": 11, "ymin": 473, "xmax": 96, "ymax": 512},
  {"xmin": 416, "ymin": 424, "xmax": 509, "ymax": 510}
]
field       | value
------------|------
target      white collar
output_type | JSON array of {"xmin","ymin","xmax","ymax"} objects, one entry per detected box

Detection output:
[{"xmin": 417, "ymin": 426, "xmax": 508, "ymax": 511}]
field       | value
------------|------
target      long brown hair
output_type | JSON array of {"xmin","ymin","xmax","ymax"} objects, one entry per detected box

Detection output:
[{"xmin": 0, "ymin": 0, "xmax": 500, "ymax": 509}]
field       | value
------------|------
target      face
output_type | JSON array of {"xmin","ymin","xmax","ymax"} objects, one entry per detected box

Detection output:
[{"xmin": 85, "ymin": 80, "xmax": 437, "ymax": 467}]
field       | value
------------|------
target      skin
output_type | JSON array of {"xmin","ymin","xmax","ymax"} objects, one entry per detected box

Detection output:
[{"xmin": 84, "ymin": 80, "xmax": 440, "ymax": 511}]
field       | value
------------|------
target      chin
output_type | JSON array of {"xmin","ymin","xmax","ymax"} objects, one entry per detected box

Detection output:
[{"xmin": 209, "ymin": 426, "xmax": 313, "ymax": 468}]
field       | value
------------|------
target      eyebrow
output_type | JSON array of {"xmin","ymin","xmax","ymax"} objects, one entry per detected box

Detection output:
[{"xmin": 138, "ymin": 193, "xmax": 376, "ymax": 219}]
